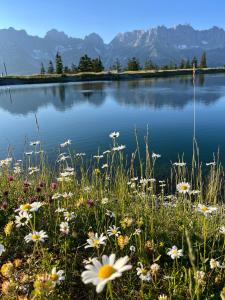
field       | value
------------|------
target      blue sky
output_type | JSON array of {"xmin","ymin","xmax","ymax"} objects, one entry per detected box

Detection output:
[{"xmin": 0, "ymin": 0, "xmax": 225, "ymax": 43}]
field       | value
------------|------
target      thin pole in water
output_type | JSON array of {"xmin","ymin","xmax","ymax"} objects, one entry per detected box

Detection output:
[{"xmin": 193, "ymin": 63, "xmax": 196, "ymax": 141}]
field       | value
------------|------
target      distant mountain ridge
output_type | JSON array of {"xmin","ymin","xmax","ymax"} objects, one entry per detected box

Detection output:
[{"xmin": 1, "ymin": 25, "xmax": 225, "ymax": 74}]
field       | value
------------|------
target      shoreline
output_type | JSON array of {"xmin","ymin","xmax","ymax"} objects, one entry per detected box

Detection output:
[{"xmin": 0, "ymin": 67, "xmax": 225, "ymax": 86}]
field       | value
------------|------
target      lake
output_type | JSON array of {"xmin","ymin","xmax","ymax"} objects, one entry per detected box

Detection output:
[{"xmin": 0, "ymin": 74, "xmax": 225, "ymax": 174}]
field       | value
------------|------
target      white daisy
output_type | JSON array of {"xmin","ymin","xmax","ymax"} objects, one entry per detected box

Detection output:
[
  {"xmin": 60, "ymin": 222, "xmax": 69, "ymax": 235},
  {"xmin": 177, "ymin": 182, "xmax": 190, "ymax": 194},
  {"xmin": 50, "ymin": 267, "xmax": 65, "ymax": 285},
  {"xmin": 210, "ymin": 258, "xmax": 220, "ymax": 269},
  {"xmin": 136, "ymin": 262, "xmax": 152, "ymax": 282},
  {"xmin": 24, "ymin": 230, "xmax": 48, "ymax": 243},
  {"xmin": 109, "ymin": 131, "xmax": 120, "ymax": 139},
  {"xmin": 15, "ymin": 211, "xmax": 32, "ymax": 227},
  {"xmin": 81, "ymin": 254, "xmax": 132, "ymax": 293},
  {"xmin": 102, "ymin": 164, "xmax": 108, "ymax": 169},
  {"xmin": 206, "ymin": 162, "xmax": 216, "ymax": 166},
  {"xmin": 16, "ymin": 201, "xmax": 43, "ymax": 213},
  {"xmin": 30, "ymin": 141, "xmax": 40, "ymax": 146},
  {"xmin": 55, "ymin": 207, "xmax": 65, "ymax": 213},
  {"xmin": 167, "ymin": 245, "xmax": 183, "ymax": 259},
  {"xmin": 105, "ymin": 210, "xmax": 115, "ymax": 218},
  {"xmin": 107, "ymin": 225, "xmax": 121, "ymax": 237},
  {"xmin": 63, "ymin": 211, "xmax": 76, "ymax": 221},
  {"xmin": 197, "ymin": 204, "xmax": 217, "ymax": 216},
  {"xmin": 85, "ymin": 233, "xmax": 107, "ymax": 249},
  {"xmin": 112, "ymin": 145, "xmax": 126, "ymax": 151},
  {"xmin": 60, "ymin": 139, "xmax": 72, "ymax": 147},
  {"xmin": 152, "ymin": 152, "xmax": 161, "ymax": 159}
]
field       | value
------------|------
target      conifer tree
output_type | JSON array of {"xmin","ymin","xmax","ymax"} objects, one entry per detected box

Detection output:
[
  {"xmin": 127, "ymin": 57, "xmax": 140, "ymax": 71},
  {"xmin": 40, "ymin": 63, "xmax": 45, "ymax": 75},
  {"xmin": 112, "ymin": 58, "xmax": 122, "ymax": 72},
  {"xmin": 55, "ymin": 52, "xmax": 63, "ymax": 74},
  {"xmin": 47, "ymin": 60, "xmax": 54, "ymax": 74},
  {"xmin": 200, "ymin": 51, "xmax": 207, "ymax": 68},
  {"xmin": 78, "ymin": 54, "xmax": 93, "ymax": 72},
  {"xmin": 92, "ymin": 57, "xmax": 104, "ymax": 72},
  {"xmin": 185, "ymin": 59, "xmax": 191, "ymax": 69}
]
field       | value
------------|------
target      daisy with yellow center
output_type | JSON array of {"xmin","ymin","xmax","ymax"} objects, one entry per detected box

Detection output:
[
  {"xmin": 50, "ymin": 267, "xmax": 65, "ymax": 285},
  {"xmin": 24, "ymin": 230, "xmax": 48, "ymax": 243},
  {"xmin": 81, "ymin": 254, "xmax": 132, "ymax": 293},
  {"xmin": 107, "ymin": 225, "xmax": 121, "ymax": 237},
  {"xmin": 177, "ymin": 182, "xmax": 190, "ymax": 194},
  {"xmin": 167, "ymin": 245, "xmax": 183, "ymax": 259},
  {"xmin": 85, "ymin": 233, "xmax": 107, "ymax": 249},
  {"xmin": 16, "ymin": 202, "xmax": 43, "ymax": 213},
  {"xmin": 197, "ymin": 204, "xmax": 217, "ymax": 216}
]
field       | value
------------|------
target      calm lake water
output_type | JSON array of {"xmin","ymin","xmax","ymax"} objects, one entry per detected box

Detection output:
[{"xmin": 1, "ymin": 74, "xmax": 225, "ymax": 173}]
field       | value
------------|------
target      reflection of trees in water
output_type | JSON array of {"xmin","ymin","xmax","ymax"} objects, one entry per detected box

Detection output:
[
  {"xmin": 0, "ymin": 74, "xmax": 224, "ymax": 115},
  {"xmin": 0, "ymin": 82, "xmax": 107, "ymax": 115},
  {"xmin": 113, "ymin": 75, "xmax": 223, "ymax": 109}
]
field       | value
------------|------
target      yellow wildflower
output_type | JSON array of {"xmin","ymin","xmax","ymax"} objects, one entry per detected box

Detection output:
[
  {"xmin": 4, "ymin": 221, "xmax": 13, "ymax": 236},
  {"xmin": 1, "ymin": 262, "xmax": 14, "ymax": 278},
  {"xmin": 117, "ymin": 235, "xmax": 129, "ymax": 250}
]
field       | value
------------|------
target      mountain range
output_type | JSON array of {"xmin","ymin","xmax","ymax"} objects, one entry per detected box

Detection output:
[{"xmin": 1, "ymin": 25, "xmax": 225, "ymax": 75}]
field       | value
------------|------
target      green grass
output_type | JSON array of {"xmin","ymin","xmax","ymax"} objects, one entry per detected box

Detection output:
[{"xmin": 0, "ymin": 137, "xmax": 225, "ymax": 299}]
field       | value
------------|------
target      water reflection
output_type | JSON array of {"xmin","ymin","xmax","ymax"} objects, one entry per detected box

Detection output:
[{"xmin": 0, "ymin": 75, "xmax": 224, "ymax": 116}]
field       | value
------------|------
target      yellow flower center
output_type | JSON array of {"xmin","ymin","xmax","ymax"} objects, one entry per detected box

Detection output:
[
  {"xmin": 32, "ymin": 234, "xmax": 40, "ymax": 241},
  {"xmin": 172, "ymin": 249, "xmax": 178, "ymax": 255},
  {"xmin": 98, "ymin": 265, "xmax": 116, "ymax": 279},
  {"xmin": 112, "ymin": 229, "xmax": 117, "ymax": 234},
  {"xmin": 181, "ymin": 185, "xmax": 188, "ymax": 190},
  {"xmin": 22, "ymin": 203, "xmax": 31, "ymax": 210},
  {"xmin": 201, "ymin": 206, "xmax": 209, "ymax": 213},
  {"xmin": 92, "ymin": 239, "xmax": 100, "ymax": 247},
  {"xmin": 50, "ymin": 273, "xmax": 58, "ymax": 281}
]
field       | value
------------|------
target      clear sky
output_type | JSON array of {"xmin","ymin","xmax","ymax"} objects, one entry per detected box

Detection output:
[{"xmin": 0, "ymin": 0, "xmax": 225, "ymax": 43}]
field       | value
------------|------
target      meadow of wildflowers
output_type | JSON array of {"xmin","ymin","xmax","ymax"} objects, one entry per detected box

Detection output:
[{"xmin": 1, "ymin": 133, "xmax": 225, "ymax": 299}]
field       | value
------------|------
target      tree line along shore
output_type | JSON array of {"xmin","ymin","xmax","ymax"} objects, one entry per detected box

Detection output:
[{"xmin": 0, "ymin": 67, "xmax": 225, "ymax": 86}]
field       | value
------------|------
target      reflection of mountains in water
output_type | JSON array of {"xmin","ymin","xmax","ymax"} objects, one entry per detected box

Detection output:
[
  {"xmin": 0, "ymin": 82, "xmax": 107, "ymax": 115},
  {"xmin": 113, "ymin": 75, "xmax": 225, "ymax": 109},
  {"xmin": 0, "ymin": 74, "xmax": 225, "ymax": 115}
]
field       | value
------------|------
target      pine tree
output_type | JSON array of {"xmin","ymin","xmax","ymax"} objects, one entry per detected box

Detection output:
[
  {"xmin": 78, "ymin": 54, "xmax": 93, "ymax": 72},
  {"xmin": 191, "ymin": 56, "xmax": 198, "ymax": 68},
  {"xmin": 127, "ymin": 57, "xmax": 140, "ymax": 71},
  {"xmin": 40, "ymin": 63, "xmax": 45, "ymax": 75},
  {"xmin": 185, "ymin": 59, "xmax": 191, "ymax": 69},
  {"xmin": 112, "ymin": 59, "xmax": 122, "ymax": 73},
  {"xmin": 55, "ymin": 52, "xmax": 63, "ymax": 74},
  {"xmin": 200, "ymin": 52, "xmax": 207, "ymax": 68},
  {"xmin": 92, "ymin": 57, "xmax": 104, "ymax": 72},
  {"xmin": 47, "ymin": 60, "xmax": 54, "ymax": 74}
]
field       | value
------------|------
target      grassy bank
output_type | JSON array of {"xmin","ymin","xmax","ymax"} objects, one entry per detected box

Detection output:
[
  {"xmin": 1, "ymin": 135, "xmax": 225, "ymax": 299},
  {"xmin": 0, "ymin": 67, "xmax": 225, "ymax": 86}
]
